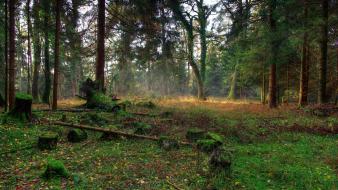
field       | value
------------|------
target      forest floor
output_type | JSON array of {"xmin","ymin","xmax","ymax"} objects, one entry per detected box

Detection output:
[{"xmin": 0, "ymin": 97, "xmax": 337, "ymax": 189}]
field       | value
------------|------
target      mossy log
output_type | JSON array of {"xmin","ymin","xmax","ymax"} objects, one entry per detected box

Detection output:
[
  {"xmin": 67, "ymin": 129, "xmax": 88, "ymax": 143},
  {"xmin": 38, "ymin": 133, "xmax": 58, "ymax": 150},
  {"xmin": 9, "ymin": 93, "xmax": 33, "ymax": 121},
  {"xmin": 47, "ymin": 121, "xmax": 192, "ymax": 146}
]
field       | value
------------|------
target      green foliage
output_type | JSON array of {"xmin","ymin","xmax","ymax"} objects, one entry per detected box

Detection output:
[
  {"xmin": 197, "ymin": 139, "xmax": 220, "ymax": 153},
  {"xmin": 133, "ymin": 122, "xmax": 153, "ymax": 135}
]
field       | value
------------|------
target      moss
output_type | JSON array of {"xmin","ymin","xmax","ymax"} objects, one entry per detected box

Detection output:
[
  {"xmin": 136, "ymin": 101, "xmax": 156, "ymax": 109},
  {"xmin": 186, "ymin": 128, "xmax": 206, "ymax": 142},
  {"xmin": 42, "ymin": 158, "xmax": 69, "ymax": 179},
  {"xmin": 15, "ymin": 92, "xmax": 33, "ymax": 100},
  {"xmin": 205, "ymin": 132, "xmax": 225, "ymax": 144},
  {"xmin": 197, "ymin": 139, "xmax": 221, "ymax": 153}
]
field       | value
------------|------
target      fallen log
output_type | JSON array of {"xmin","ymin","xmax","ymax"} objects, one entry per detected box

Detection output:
[
  {"xmin": 33, "ymin": 108, "xmax": 92, "ymax": 113},
  {"xmin": 45, "ymin": 121, "xmax": 192, "ymax": 146}
]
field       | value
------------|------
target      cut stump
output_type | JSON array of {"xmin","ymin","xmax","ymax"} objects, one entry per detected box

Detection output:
[
  {"xmin": 9, "ymin": 93, "xmax": 33, "ymax": 121},
  {"xmin": 38, "ymin": 133, "xmax": 58, "ymax": 150}
]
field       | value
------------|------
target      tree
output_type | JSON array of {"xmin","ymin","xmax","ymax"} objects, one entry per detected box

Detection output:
[
  {"xmin": 42, "ymin": 0, "xmax": 51, "ymax": 104},
  {"xmin": 169, "ymin": 0, "xmax": 205, "ymax": 99},
  {"xmin": 268, "ymin": 0, "xmax": 277, "ymax": 108},
  {"xmin": 52, "ymin": 0, "xmax": 61, "ymax": 110},
  {"xmin": 32, "ymin": 0, "xmax": 42, "ymax": 101},
  {"xmin": 4, "ymin": 0, "xmax": 8, "ymax": 111},
  {"xmin": 298, "ymin": 0, "xmax": 309, "ymax": 106},
  {"xmin": 26, "ymin": 0, "xmax": 32, "ymax": 95},
  {"xmin": 8, "ymin": 0, "xmax": 16, "ymax": 110},
  {"xmin": 318, "ymin": 0, "xmax": 328, "ymax": 104},
  {"xmin": 96, "ymin": 0, "xmax": 105, "ymax": 92}
]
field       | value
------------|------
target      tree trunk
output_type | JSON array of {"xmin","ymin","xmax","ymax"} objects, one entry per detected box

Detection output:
[
  {"xmin": 9, "ymin": 94, "xmax": 33, "ymax": 121},
  {"xmin": 268, "ymin": 0, "xmax": 277, "ymax": 108},
  {"xmin": 32, "ymin": 0, "xmax": 41, "ymax": 101},
  {"xmin": 197, "ymin": 0, "xmax": 207, "ymax": 83},
  {"xmin": 42, "ymin": 0, "xmax": 51, "ymax": 104},
  {"xmin": 299, "ymin": 0, "xmax": 309, "ymax": 107},
  {"xmin": 26, "ymin": 0, "xmax": 32, "ymax": 95},
  {"xmin": 52, "ymin": 0, "xmax": 61, "ymax": 110},
  {"xmin": 96, "ymin": 0, "xmax": 105, "ymax": 92},
  {"xmin": 4, "ymin": 0, "xmax": 8, "ymax": 111},
  {"xmin": 318, "ymin": 0, "xmax": 328, "ymax": 104},
  {"xmin": 228, "ymin": 65, "xmax": 237, "ymax": 100},
  {"xmin": 8, "ymin": 0, "xmax": 16, "ymax": 110}
]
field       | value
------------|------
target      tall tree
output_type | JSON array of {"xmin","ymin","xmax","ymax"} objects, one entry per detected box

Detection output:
[
  {"xmin": 42, "ymin": 0, "xmax": 51, "ymax": 104},
  {"xmin": 52, "ymin": 0, "xmax": 61, "ymax": 110},
  {"xmin": 196, "ymin": 0, "xmax": 207, "ymax": 83},
  {"xmin": 96, "ymin": 0, "xmax": 105, "ymax": 92},
  {"xmin": 169, "ymin": 0, "xmax": 205, "ymax": 99},
  {"xmin": 268, "ymin": 0, "xmax": 277, "ymax": 108},
  {"xmin": 318, "ymin": 0, "xmax": 328, "ymax": 104},
  {"xmin": 299, "ymin": 0, "xmax": 309, "ymax": 106},
  {"xmin": 4, "ymin": 0, "xmax": 8, "ymax": 111},
  {"xmin": 8, "ymin": 0, "xmax": 16, "ymax": 109},
  {"xmin": 26, "ymin": 0, "xmax": 32, "ymax": 94},
  {"xmin": 32, "ymin": 0, "xmax": 42, "ymax": 101}
]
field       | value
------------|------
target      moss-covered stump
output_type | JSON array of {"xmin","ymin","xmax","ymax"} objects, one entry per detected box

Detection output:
[
  {"xmin": 133, "ymin": 122, "xmax": 153, "ymax": 135},
  {"xmin": 158, "ymin": 136, "xmax": 179, "ymax": 150},
  {"xmin": 38, "ymin": 132, "xmax": 58, "ymax": 150},
  {"xmin": 67, "ymin": 129, "xmax": 88, "ymax": 143},
  {"xmin": 9, "ymin": 93, "xmax": 33, "ymax": 121},
  {"xmin": 42, "ymin": 158, "xmax": 69, "ymax": 179},
  {"xmin": 209, "ymin": 147, "xmax": 232, "ymax": 173},
  {"xmin": 205, "ymin": 132, "xmax": 225, "ymax": 144},
  {"xmin": 197, "ymin": 139, "xmax": 221, "ymax": 153},
  {"xmin": 186, "ymin": 128, "xmax": 206, "ymax": 142}
]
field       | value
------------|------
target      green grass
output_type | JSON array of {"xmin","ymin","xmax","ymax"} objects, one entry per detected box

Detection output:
[{"xmin": 0, "ymin": 103, "xmax": 337, "ymax": 189}]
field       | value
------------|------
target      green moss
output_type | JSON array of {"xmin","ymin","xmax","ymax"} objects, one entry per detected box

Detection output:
[
  {"xmin": 197, "ymin": 139, "xmax": 221, "ymax": 153},
  {"xmin": 15, "ymin": 92, "xmax": 33, "ymax": 100},
  {"xmin": 42, "ymin": 158, "xmax": 69, "ymax": 179},
  {"xmin": 206, "ymin": 132, "xmax": 224, "ymax": 144},
  {"xmin": 67, "ymin": 129, "xmax": 88, "ymax": 143},
  {"xmin": 38, "ymin": 132, "xmax": 58, "ymax": 150}
]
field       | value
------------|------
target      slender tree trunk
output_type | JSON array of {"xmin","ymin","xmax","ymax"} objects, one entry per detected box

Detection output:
[
  {"xmin": 268, "ymin": 0, "xmax": 277, "ymax": 108},
  {"xmin": 228, "ymin": 64, "xmax": 237, "ymax": 100},
  {"xmin": 318, "ymin": 0, "xmax": 328, "ymax": 104},
  {"xmin": 4, "ymin": 0, "xmax": 8, "ymax": 111},
  {"xmin": 8, "ymin": 0, "xmax": 16, "ymax": 110},
  {"xmin": 32, "ymin": 0, "xmax": 41, "ymax": 101},
  {"xmin": 261, "ymin": 69, "xmax": 266, "ymax": 104},
  {"xmin": 335, "ymin": 47, "xmax": 338, "ymax": 105},
  {"xmin": 42, "ymin": 0, "xmax": 51, "ymax": 104},
  {"xmin": 96, "ymin": 0, "xmax": 105, "ymax": 92},
  {"xmin": 26, "ymin": 0, "xmax": 32, "ymax": 94},
  {"xmin": 52, "ymin": 0, "xmax": 61, "ymax": 110},
  {"xmin": 299, "ymin": 0, "xmax": 309, "ymax": 106},
  {"xmin": 197, "ymin": 0, "xmax": 207, "ymax": 84}
]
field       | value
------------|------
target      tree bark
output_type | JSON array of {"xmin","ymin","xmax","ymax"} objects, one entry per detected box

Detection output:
[
  {"xmin": 268, "ymin": 0, "xmax": 277, "ymax": 108},
  {"xmin": 26, "ymin": 0, "xmax": 32, "ymax": 95},
  {"xmin": 4, "ymin": 0, "xmax": 8, "ymax": 111},
  {"xmin": 32, "ymin": 0, "xmax": 41, "ymax": 101},
  {"xmin": 299, "ymin": 0, "xmax": 309, "ymax": 107},
  {"xmin": 52, "ymin": 0, "xmax": 61, "ymax": 110},
  {"xmin": 42, "ymin": 0, "xmax": 51, "ymax": 104},
  {"xmin": 318, "ymin": 0, "xmax": 328, "ymax": 104},
  {"xmin": 96, "ymin": 0, "xmax": 105, "ymax": 92},
  {"xmin": 197, "ymin": 0, "xmax": 207, "ymax": 83},
  {"xmin": 8, "ymin": 0, "xmax": 16, "ymax": 110}
]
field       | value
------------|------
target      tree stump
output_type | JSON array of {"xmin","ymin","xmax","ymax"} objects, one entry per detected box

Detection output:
[
  {"xmin": 197, "ymin": 139, "xmax": 221, "ymax": 153},
  {"xmin": 133, "ymin": 122, "xmax": 153, "ymax": 135},
  {"xmin": 43, "ymin": 158, "xmax": 69, "ymax": 179},
  {"xmin": 9, "ymin": 93, "xmax": 32, "ymax": 121},
  {"xmin": 158, "ymin": 136, "xmax": 180, "ymax": 150},
  {"xmin": 0, "ymin": 93, "xmax": 5, "ymax": 107},
  {"xmin": 38, "ymin": 132, "xmax": 58, "ymax": 150},
  {"xmin": 209, "ymin": 147, "xmax": 232, "ymax": 174},
  {"xmin": 186, "ymin": 128, "xmax": 206, "ymax": 142},
  {"xmin": 67, "ymin": 129, "xmax": 88, "ymax": 143}
]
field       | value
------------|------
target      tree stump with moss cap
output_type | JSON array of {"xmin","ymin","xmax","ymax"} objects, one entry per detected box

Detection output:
[
  {"xmin": 67, "ymin": 129, "xmax": 88, "ymax": 143},
  {"xmin": 38, "ymin": 132, "xmax": 58, "ymax": 150},
  {"xmin": 43, "ymin": 158, "xmax": 69, "ymax": 179},
  {"xmin": 9, "ymin": 93, "xmax": 33, "ymax": 121},
  {"xmin": 186, "ymin": 128, "xmax": 206, "ymax": 142}
]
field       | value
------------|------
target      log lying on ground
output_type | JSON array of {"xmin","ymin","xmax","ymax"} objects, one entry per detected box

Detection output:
[
  {"xmin": 9, "ymin": 93, "xmax": 33, "ymax": 121},
  {"xmin": 46, "ymin": 121, "xmax": 192, "ymax": 146}
]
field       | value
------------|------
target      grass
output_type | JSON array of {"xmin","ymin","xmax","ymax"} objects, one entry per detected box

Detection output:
[{"xmin": 0, "ymin": 98, "xmax": 337, "ymax": 189}]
